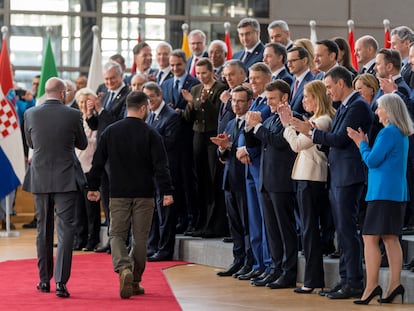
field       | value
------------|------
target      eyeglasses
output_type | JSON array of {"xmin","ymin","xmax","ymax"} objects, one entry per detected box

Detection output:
[{"xmin": 286, "ymin": 58, "xmax": 303, "ymax": 64}]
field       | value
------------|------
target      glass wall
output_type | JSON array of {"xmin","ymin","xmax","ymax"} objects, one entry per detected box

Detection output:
[{"xmin": 0, "ymin": 0, "xmax": 269, "ymax": 88}]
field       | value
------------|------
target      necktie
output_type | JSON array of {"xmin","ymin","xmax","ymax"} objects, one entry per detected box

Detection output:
[
  {"xmin": 233, "ymin": 118, "xmax": 240, "ymax": 136},
  {"xmin": 360, "ymin": 67, "xmax": 366, "ymax": 74},
  {"xmin": 148, "ymin": 112, "xmax": 156, "ymax": 125},
  {"xmin": 105, "ymin": 91, "xmax": 115, "ymax": 110},
  {"xmin": 157, "ymin": 71, "xmax": 164, "ymax": 84},
  {"xmin": 242, "ymin": 51, "xmax": 251, "ymax": 63},
  {"xmin": 173, "ymin": 79, "xmax": 180, "ymax": 104},
  {"xmin": 250, "ymin": 96, "xmax": 262, "ymax": 111},
  {"xmin": 292, "ymin": 80, "xmax": 299, "ymax": 98},
  {"xmin": 190, "ymin": 57, "xmax": 198, "ymax": 77}
]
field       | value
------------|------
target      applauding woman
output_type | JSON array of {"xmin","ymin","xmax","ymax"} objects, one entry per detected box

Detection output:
[
  {"xmin": 347, "ymin": 94, "xmax": 413, "ymax": 305},
  {"xmin": 279, "ymin": 80, "xmax": 335, "ymax": 293}
]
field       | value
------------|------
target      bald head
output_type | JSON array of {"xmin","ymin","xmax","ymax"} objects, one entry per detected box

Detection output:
[{"xmin": 45, "ymin": 77, "xmax": 66, "ymax": 101}]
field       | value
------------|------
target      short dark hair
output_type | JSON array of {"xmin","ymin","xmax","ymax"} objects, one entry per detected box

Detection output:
[
  {"xmin": 232, "ymin": 85, "xmax": 253, "ymax": 101},
  {"xmin": 265, "ymin": 79, "xmax": 291, "ymax": 95},
  {"xmin": 265, "ymin": 42, "xmax": 287, "ymax": 63},
  {"xmin": 249, "ymin": 62, "xmax": 272, "ymax": 76},
  {"xmin": 287, "ymin": 46, "xmax": 309, "ymax": 60},
  {"xmin": 126, "ymin": 90, "xmax": 149, "ymax": 110},
  {"xmin": 110, "ymin": 54, "xmax": 126, "ymax": 66},
  {"xmin": 170, "ymin": 49, "xmax": 187, "ymax": 63},
  {"xmin": 316, "ymin": 39, "xmax": 339, "ymax": 60},
  {"xmin": 325, "ymin": 66, "xmax": 353, "ymax": 88},
  {"xmin": 377, "ymin": 48, "xmax": 402, "ymax": 71},
  {"xmin": 132, "ymin": 42, "xmax": 150, "ymax": 55},
  {"xmin": 142, "ymin": 81, "xmax": 162, "ymax": 96}
]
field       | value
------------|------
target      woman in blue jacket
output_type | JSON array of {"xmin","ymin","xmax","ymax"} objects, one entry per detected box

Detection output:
[{"xmin": 347, "ymin": 93, "xmax": 414, "ymax": 305}]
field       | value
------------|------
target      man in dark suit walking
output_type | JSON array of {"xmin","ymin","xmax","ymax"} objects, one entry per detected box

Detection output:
[
  {"xmin": 87, "ymin": 91, "xmax": 174, "ymax": 299},
  {"xmin": 291, "ymin": 66, "xmax": 373, "ymax": 299},
  {"xmin": 23, "ymin": 77, "xmax": 88, "ymax": 298},
  {"xmin": 143, "ymin": 82, "xmax": 181, "ymax": 261}
]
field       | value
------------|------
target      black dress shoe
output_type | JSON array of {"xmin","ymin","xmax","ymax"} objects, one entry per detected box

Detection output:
[
  {"xmin": 147, "ymin": 253, "xmax": 172, "ymax": 262},
  {"xmin": 238, "ymin": 269, "xmax": 264, "ymax": 280},
  {"xmin": 184, "ymin": 227, "xmax": 195, "ymax": 236},
  {"xmin": 266, "ymin": 276, "xmax": 296, "ymax": 289},
  {"xmin": 329, "ymin": 250, "xmax": 340, "ymax": 259},
  {"xmin": 327, "ymin": 285, "xmax": 363, "ymax": 299},
  {"xmin": 217, "ymin": 262, "xmax": 243, "ymax": 277},
  {"xmin": 222, "ymin": 237, "xmax": 233, "ymax": 243},
  {"xmin": 56, "ymin": 283, "xmax": 70, "ymax": 298},
  {"xmin": 23, "ymin": 218, "xmax": 37, "ymax": 229},
  {"xmin": 250, "ymin": 270, "xmax": 269, "ymax": 283},
  {"xmin": 232, "ymin": 265, "xmax": 252, "ymax": 278},
  {"xmin": 318, "ymin": 283, "xmax": 342, "ymax": 296},
  {"xmin": 252, "ymin": 272, "xmax": 280, "ymax": 287},
  {"xmin": 95, "ymin": 244, "xmax": 110, "ymax": 253},
  {"xmin": 36, "ymin": 282, "xmax": 50, "ymax": 293},
  {"xmin": 192, "ymin": 230, "xmax": 203, "ymax": 237}
]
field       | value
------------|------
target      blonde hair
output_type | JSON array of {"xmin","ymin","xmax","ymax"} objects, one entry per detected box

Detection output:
[
  {"xmin": 353, "ymin": 73, "xmax": 379, "ymax": 95},
  {"xmin": 377, "ymin": 94, "xmax": 414, "ymax": 136},
  {"xmin": 75, "ymin": 87, "xmax": 97, "ymax": 102},
  {"xmin": 294, "ymin": 38, "xmax": 315, "ymax": 70},
  {"xmin": 304, "ymin": 80, "xmax": 335, "ymax": 119}
]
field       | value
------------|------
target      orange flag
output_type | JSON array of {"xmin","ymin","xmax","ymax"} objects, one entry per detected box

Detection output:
[{"xmin": 181, "ymin": 24, "xmax": 191, "ymax": 58}]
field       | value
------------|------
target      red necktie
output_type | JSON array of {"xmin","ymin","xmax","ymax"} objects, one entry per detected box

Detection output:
[
  {"xmin": 190, "ymin": 57, "xmax": 198, "ymax": 77},
  {"xmin": 292, "ymin": 80, "xmax": 299, "ymax": 98}
]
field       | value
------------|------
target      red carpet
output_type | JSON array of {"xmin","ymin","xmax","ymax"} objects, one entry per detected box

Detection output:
[{"xmin": 0, "ymin": 253, "xmax": 186, "ymax": 310}]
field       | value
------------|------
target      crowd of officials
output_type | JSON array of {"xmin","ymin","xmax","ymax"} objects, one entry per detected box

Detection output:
[{"xmin": 9, "ymin": 17, "xmax": 414, "ymax": 303}]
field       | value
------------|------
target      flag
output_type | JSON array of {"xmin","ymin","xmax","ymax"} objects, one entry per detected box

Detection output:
[
  {"xmin": 309, "ymin": 20, "xmax": 317, "ymax": 45},
  {"xmin": 347, "ymin": 20, "xmax": 359, "ymax": 71},
  {"xmin": 130, "ymin": 26, "xmax": 142, "ymax": 75},
  {"xmin": 224, "ymin": 22, "xmax": 233, "ymax": 60},
  {"xmin": 87, "ymin": 26, "xmax": 103, "ymax": 92},
  {"xmin": 0, "ymin": 37, "xmax": 25, "ymax": 199},
  {"xmin": 383, "ymin": 19, "xmax": 391, "ymax": 48},
  {"xmin": 181, "ymin": 23, "xmax": 191, "ymax": 58},
  {"xmin": 37, "ymin": 35, "xmax": 58, "ymax": 104}
]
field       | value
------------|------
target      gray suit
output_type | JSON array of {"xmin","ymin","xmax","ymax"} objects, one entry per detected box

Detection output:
[{"xmin": 23, "ymin": 99, "xmax": 87, "ymax": 285}]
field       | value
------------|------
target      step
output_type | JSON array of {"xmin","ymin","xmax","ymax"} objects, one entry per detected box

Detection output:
[{"xmin": 173, "ymin": 235, "xmax": 414, "ymax": 303}]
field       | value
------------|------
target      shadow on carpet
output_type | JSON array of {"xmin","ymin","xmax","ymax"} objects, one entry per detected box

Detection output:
[{"xmin": 0, "ymin": 253, "xmax": 187, "ymax": 310}]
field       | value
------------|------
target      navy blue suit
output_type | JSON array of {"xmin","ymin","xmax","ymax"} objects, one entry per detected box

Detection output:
[
  {"xmin": 313, "ymin": 92, "xmax": 373, "ymax": 289},
  {"xmin": 273, "ymin": 68, "xmax": 293, "ymax": 86},
  {"xmin": 245, "ymin": 114, "xmax": 297, "ymax": 282},
  {"xmin": 219, "ymin": 118, "xmax": 252, "ymax": 267},
  {"xmin": 217, "ymin": 98, "xmax": 235, "ymax": 134},
  {"xmin": 233, "ymin": 42, "xmax": 265, "ymax": 69},
  {"xmin": 161, "ymin": 75, "xmax": 200, "ymax": 231},
  {"xmin": 147, "ymin": 104, "xmax": 182, "ymax": 259},
  {"xmin": 290, "ymin": 71, "xmax": 315, "ymax": 115},
  {"xmin": 238, "ymin": 96, "xmax": 272, "ymax": 271}
]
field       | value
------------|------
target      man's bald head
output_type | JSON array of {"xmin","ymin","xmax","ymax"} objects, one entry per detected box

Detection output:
[{"xmin": 45, "ymin": 77, "xmax": 66, "ymax": 101}]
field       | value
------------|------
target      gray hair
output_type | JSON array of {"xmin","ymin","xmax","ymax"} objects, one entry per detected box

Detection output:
[
  {"xmin": 208, "ymin": 40, "xmax": 228, "ymax": 54},
  {"xmin": 156, "ymin": 41, "xmax": 173, "ymax": 53},
  {"xmin": 377, "ymin": 93, "xmax": 414, "ymax": 136},
  {"xmin": 188, "ymin": 29, "xmax": 207, "ymax": 43},
  {"xmin": 391, "ymin": 26, "xmax": 414, "ymax": 43},
  {"xmin": 268, "ymin": 20, "xmax": 289, "ymax": 32},
  {"xmin": 103, "ymin": 61, "xmax": 123, "ymax": 75}
]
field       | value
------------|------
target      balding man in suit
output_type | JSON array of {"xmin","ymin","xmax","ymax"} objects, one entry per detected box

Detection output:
[{"xmin": 23, "ymin": 77, "xmax": 88, "ymax": 298}]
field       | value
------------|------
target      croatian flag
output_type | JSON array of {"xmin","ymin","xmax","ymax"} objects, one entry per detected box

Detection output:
[{"xmin": 0, "ymin": 37, "xmax": 25, "ymax": 199}]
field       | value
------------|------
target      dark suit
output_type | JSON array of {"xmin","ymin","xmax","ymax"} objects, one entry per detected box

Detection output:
[
  {"xmin": 239, "ymin": 96, "xmax": 272, "ymax": 271},
  {"xmin": 147, "ymin": 103, "xmax": 181, "ymax": 258},
  {"xmin": 401, "ymin": 61, "xmax": 414, "ymax": 89},
  {"xmin": 233, "ymin": 42, "xmax": 265, "ymax": 69},
  {"xmin": 220, "ymin": 118, "xmax": 252, "ymax": 266},
  {"xmin": 22, "ymin": 100, "xmax": 87, "ymax": 286},
  {"xmin": 217, "ymin": 98, "xmax": 235, "ymax": 134},
  {"xmin": 358, "ymin": 62, "xmax": 376, "ymax": 76},
  {"xmin": 161, "ymin": 75, "xmax": 200, "ymax": 231},
  {"xmin": 245, "ymin": 114, "xmax": 297, "ymax": 282},
  {"xmin": 290, "ymin": 71, "xmax": 315, "ymax": 115},
  {"xmin": 313, "ymin": 92, "xmax": 373, "ymax": 289},
  {"xmin": 186, "ymin": 51, "xmax": 209, "ymax": 76},
  {"xmin": 273, "ymin": 68, "xmax": 293, "ymax": 86}
]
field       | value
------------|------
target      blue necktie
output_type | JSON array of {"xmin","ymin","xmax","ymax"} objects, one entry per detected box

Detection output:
[
  {"xmin": 173, "ymin": 79, "xmax": 180, "ymax": 105},
  {"xmin": 105, "ymin": 91, "xmax": 115, "ymax": 110},
  {"xmin": 157, "ymin": 71, "xmax": 164, "ymax": 84}
]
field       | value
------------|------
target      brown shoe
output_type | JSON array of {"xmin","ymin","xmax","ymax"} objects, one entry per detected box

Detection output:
[
  {"xmin": 119, "ymin": 268, "xmax": 133, "ymax": 299},
  {"xmin": 132, "ymin": 282, "xmax": 145, "ymax": 295}
]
